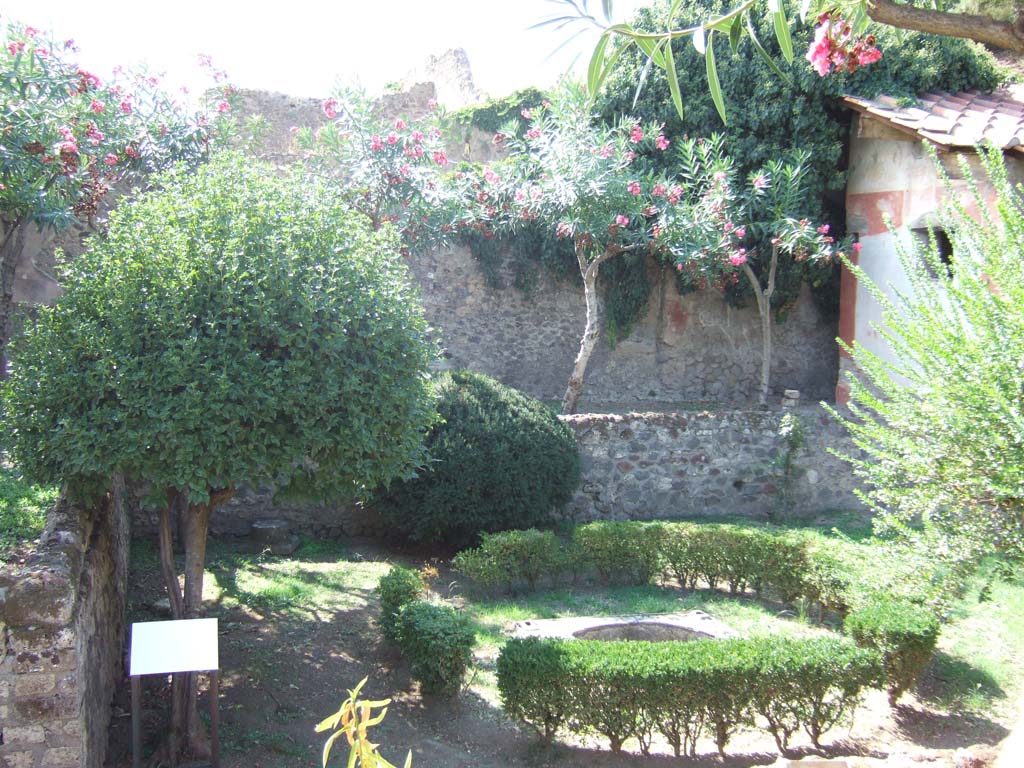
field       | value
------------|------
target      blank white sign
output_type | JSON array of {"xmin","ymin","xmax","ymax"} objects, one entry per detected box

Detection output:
[{"xmin": 130, "ymin": 618, "xmax": 219, "ymax": 675}]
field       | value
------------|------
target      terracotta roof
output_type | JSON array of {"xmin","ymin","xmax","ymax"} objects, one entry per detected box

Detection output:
[{"xmin": 842, "ymin": 90, "xmax": 1024, "ymax": 153}]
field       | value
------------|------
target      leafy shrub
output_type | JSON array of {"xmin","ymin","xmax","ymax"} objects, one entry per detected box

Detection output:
[
  {"xmin": 497, "ymin": 635, "xmax": 882, "ymax": 755},
  {"xmin": 376, "ymin": 566, "xmax": 424, "ymax": 642},
  {"xmin": 572, "ymin": 521, "xmax": 664, "ymax": 584},
  {"xmin": 660, "ymin": 523, "xmax": 809, "ymax": 600},
  {"xmin": 374, "ymin": 370, "xmax": 580, "ymax": 547},
  {"xmin": 395, "ymin": 601, "xmax": 475, "ymax": 695},
  {"xmin": 452, "ymin": 529, "xmax": 563, "ymax": 592},
  {"xmin": 846, "ymin": 598, "xmax": 940, "ymax": 705},
  {"xmin": 0, "ymin": 465, "xmax": 58, "ymax": 559},
  {"xmin": 749, "ymin": 637, "xmax": 882, "ymax": 751}
]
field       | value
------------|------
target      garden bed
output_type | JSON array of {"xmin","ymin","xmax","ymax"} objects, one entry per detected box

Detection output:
[{"xmin": 106, "ymin": 524, "xmax": 1024, "ymax": 768}]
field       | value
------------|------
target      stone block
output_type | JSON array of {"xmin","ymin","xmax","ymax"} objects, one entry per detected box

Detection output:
[
  {"xmin": 0, "ymin": 750, "xmax": 38, "ymax": 768},
  {"xmin": 14, "ymin": 674, "xmax": 55, "ymax": 698},
  {"xmin": 41, "ymin": 747, "xmax": 78, "ymax": 767},
  {"xmin": 3, "ymin": 725, "xmax": 46, "ymax": 744}
]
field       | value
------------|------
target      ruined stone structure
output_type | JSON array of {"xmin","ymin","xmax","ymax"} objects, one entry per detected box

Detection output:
[{"xmin": 0, "ymin": 480, "xmax": 130, "ymax": 768}]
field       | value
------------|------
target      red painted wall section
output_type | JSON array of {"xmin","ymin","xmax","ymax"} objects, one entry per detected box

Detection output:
[{"xmin": 846, "ymin": 190, "xmax": 905, "ymax": 235}]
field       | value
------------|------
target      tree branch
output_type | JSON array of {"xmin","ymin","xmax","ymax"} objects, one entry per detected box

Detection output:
[{"xmin": 867, "ymin": 0, "xmax": 1024, "ymax": 52}]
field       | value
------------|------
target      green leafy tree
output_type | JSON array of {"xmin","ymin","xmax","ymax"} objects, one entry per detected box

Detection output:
[
  {"xmin": 829, "ymin": 146, "xmax": 1024, "ymax": 560},
  {"xmin": 0, "ymin": 19, "xmax": 232, "ymax": 377},
  {"xmin": 1, "ymin": 152, "xmax": 437, "ymax": 760}
]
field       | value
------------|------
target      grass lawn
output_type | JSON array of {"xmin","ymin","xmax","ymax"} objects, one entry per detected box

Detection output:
[
  {"xmin": 117, "ymin": 520, "xmax": 1024, "ymax": 767},
  {"xmin": 0, "ymin": 463, "xmax": 58, "ymax": 564}
]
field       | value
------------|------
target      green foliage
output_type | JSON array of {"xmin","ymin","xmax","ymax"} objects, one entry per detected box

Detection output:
[
  {"xmin": 497, "ymin": 635, "xmax": 882, "ymax": 755},
  {"xmin": 445, "ymin": 88, "xmax": 548, "ymax": 139},
  {"xmin": 572, "ymin": 521, "xmax": 665, "ymax": 584},
  {"xmin": 829, "ymin": 147, "xmax": 1024, "ymax": 561},
  {"xmin": 395, "ymin": 601, "xmax": 475, "ymax": 695},
  {"xmin": 452, "ymin": 529, "xmax": 563, "ymax": 592},
  {"xmin": 374, "ymin": 371, "xmax": 579, "ymax": 546},
  {"xmin": 0, "ymin": 465, "xmax": 58, "ymax": 559},
  {"xmin": 598, "ymin": 0, "xmax": 1004, "ymax": 312},
  {"xmin": 457, "ymin": 220, "xmax": 576, "ymax": 294},
  {"xmin": 376, "ymin": 566, "xmax": 424, "ymax": 642},
  {"xmin": 1, "ymin": 152, "xmax": 437, "ymax": 506},
  {"xmin": 846, "ymin": 597, "xmax": 941, "ymax": 705}
]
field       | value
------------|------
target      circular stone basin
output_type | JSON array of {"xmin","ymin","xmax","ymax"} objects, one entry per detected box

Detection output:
[
  {"xmin": 512, "ymin": 610, "xmax": 738, "ymax": 642},
  {"xmin": 572, "ymin": 623, "xmax": 714, "ymax": 642}
]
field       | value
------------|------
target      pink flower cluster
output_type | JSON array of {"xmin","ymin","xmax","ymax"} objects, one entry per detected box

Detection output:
[{"xmin": 806, "ymin": 13, "xmax": 882, "ymax": 77}]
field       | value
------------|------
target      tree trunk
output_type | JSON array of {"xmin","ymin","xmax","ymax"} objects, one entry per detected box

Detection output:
[
  {"xmin": 155, "ymin": 487, "xmax": 233, "ymax": 764},
  {"xmin": 741, "ymin": 244, "xmax": 778, "ymax": 407},
  {"xmin": 561, "ymin": 243, "xmax": 616, "ymax": 415},
  {"xmin": 0, "ymin": 218, "xmax": 26, "ymax": 380}
]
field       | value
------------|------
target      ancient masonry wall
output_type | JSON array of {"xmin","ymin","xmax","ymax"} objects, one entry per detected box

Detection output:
[
  {"xmin": 130, "ymin": 406, "xmax": 865, "ymax": 540},
  {"xmin": 0, "ymin": 479, "xmax": 130, "ymax": 768}
]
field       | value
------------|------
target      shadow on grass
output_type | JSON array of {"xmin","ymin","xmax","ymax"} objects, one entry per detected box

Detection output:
[
  {"xmin": 917, "ymin": 650, "xmax": 1007, "ymax": 712},
  {"xmin": 893, "ymin": 702, "xmax": 1009, "ymax": 750}
]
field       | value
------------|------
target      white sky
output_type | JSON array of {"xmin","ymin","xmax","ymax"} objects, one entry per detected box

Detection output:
[{"xmin": 4, "ymin": 0, "xmax": 647, "ymax": 102}]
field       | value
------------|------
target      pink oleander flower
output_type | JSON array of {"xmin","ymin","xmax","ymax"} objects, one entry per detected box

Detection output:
[
  {"xmin": 370, "ymin": 134, "xmax": 384, "ymax": 151},
  {"xmin": 615, "ymin": 214, "xmax": 630, "ymax": 227},
  {"xmin": 56, "ymin": 140, "xmax": 78, "ymax": 155},
  {"xmin": 526, "ymin": 127, "xmax": 542, "ymax": 140},
  {"xmin": 752, "ymin": 174, "xmax": 769, "ymax": 190},
  {"xmin": 817, "ymin": 223, "xmax": 830, "ymax": 234},
  {"xmin": 652, "ymin": 183, "xmax": 666, "ymax": 197},
  {"xmin": 627, "ymin": 181, "xmax": 641, "ymax": 196},
  {"xmin": 433, "ymin": 150, "xmax": 448, "ymax": 166},
  {"xmin": 521, "ymin": 108, "xmax": 532, "ymax": 119},
  {"xmin": 386, "ymin": 132, "xmax": 399, "ymax": 145},
  {"xmin": 411, "ymin": 129, "xmax": 425, "ymax": 141},
  {"xmin": 735, "ymin": 227, "xmax": 746, "ymax": 239},
  {"xmin": 667, "ymin": 185, "xmax": 683, "ymax": 204},
  {"xmin": 394, "ymin": 119, "xmax": 407, "ymax": 130},
  {"xmin": 655, "ymin": 134, "xmax": 670, "ymax": 150},
  {"xmin": 427, "ymin": 98, "xmax": 438, "ymax": 110},
  {"xmin": 90, "ymin": 99, "xmax": 105, "ymax": 113},
  {"xmin": 484, "ymin": 167, "xmax": 500, "ymax": 184},
  {"xmin": 399, "ymin": 164, "xmax": 410, "ymax": 177},
  {"xmin": 852, "ymin": 242, "xmax": 863, "ymax": 255},
  {"xmin": 599, "ymin": 143, "xmax": 614, "ymax": 159},
  {"xmin": 730, "ymin": 250, "xmax": 747, "ymax": 266},
  {"xmin": 322, "ymin": 98, "xmax": 338, "ymax": 119},
  {"xmin": 120, "ymin": 99, "xmax": 132, "ymax": 114},
  {"xmin": 125, "ymin": 145, "xmax": 139, "ymax": 159},
  {"xmin": 103, "ymin": 153, "xmax": 118, "ymax": 166},
  {"xmin": 58, "ymin": 125, "xmax": 75, "ymax": 141},
  {"xmin": 556, "ymin": 221, "xmax": 572, "ymax": 239},
  {"xmin": 217, "ymin": 100, "xmax": 231, "ymax": 113},
  {"xmin": 629, "ymin": 124, "xmax": 643, "ymax": 142},
  {"xmin": 7, "ymin": 41, "xmax": 25, "ymax": 56},
  {"xmin": 724, "ymin": 221, "xmax": 733, "ymax": 233}
]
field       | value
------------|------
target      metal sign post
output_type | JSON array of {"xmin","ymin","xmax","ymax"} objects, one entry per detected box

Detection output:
[{"xmin": 129, "ymin": 618, "xmax": 220, "ymax": 768}]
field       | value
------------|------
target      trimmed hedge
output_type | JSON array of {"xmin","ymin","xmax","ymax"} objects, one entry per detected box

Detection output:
[
  {"xmin": 571, "ymin": 521, "xmax": 665, "ymax": 585},
  {"xmin": 846, "ymin": 597, "xmax": 941, "ymax": 705},
  {"xmin": 396, "ymin": 601, "xmax": 475, "ymax": 695},
  {"xmin": 452, "ymin": 528, "xmax": 562, "ymax": 592},
  {"xmin": 374, "ymin": 370, "xmax": 580, "ymax": 547},
  {"xmin": 497, "ymin": 636, "xmax": 882, "ymax": 756},
  {"xmin": 375, "ymin": 565, "xmax": 424, "ymax": 642}
]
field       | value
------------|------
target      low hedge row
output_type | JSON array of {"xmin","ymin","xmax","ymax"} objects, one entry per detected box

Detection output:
[
  {"xmin": 376, "ymin": 567, "xmax": 475, "ymax": 695},
  {"xmin": 497, "ymin": 636, "xmax": 883, "ymax": 755}
]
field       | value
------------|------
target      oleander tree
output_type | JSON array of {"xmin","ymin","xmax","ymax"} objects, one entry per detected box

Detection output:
[
  {"xmin": 0, "ymin": 153, "xmax": 438, "ymax": 762},
  {"xmin": 0, "ymin": 19, "xmax": 234, "ymax": 377},
  {"xmin": 454, "ymin": 86, "xmax": 844, "ymax": 411}
]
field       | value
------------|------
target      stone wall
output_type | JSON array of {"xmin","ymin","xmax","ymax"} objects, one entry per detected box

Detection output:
[
  {"xmin": 0, "ymin": 480, "xmax": 130, "ymax": 768},
  {"xmin": 562, "ymin": 406, "xmax": 865, "ymax": 523},
  {"xmin": 412, "ymin": 246, "xmax": 839, "ymax": 406}
]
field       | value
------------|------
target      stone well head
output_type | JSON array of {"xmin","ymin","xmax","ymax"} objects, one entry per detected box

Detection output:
[{"xmin": 512, "ymin": 610, "xmax": 738, "ymax": 642}]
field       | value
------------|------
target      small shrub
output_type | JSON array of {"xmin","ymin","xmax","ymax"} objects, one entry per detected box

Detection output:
[
  {"xmin": 453, "ymin": 529, "xmax": 563, "ymax": 592},
  {"xmin": 395, "ymin": 601, "xmax": 475, "ymax": 695},
  {"xmin": 572, "ymin": 521, "xmax": 664, "ymax": 584},
  {"xmin": 846, "ymin": 598, "xmax": 940, "ymax": 705},
  {"xmin": 496, "ymin": 634, "xmax": 882, "ymax": 755},
  {"xmin": 374, "ymin": 371, "xmax": 580, "ymax": 547},
  {"xmin": 376, "ymin": 566, "xmax": 424, "ymax": 642}
]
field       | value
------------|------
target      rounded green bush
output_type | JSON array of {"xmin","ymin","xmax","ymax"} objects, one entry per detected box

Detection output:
[
  {"xmin": 374, "ymin": 370, "xmax": 580, "ymax": 546},
  {"xmin": 396, "ymin": 601, "xmax": 475, "ymax": 695},
  {"xmin": 845, "ymin": 597, "xmax": 940, "ymax": 705},
  {"xmin": 376, "ymin": 566, "xmax": 424, "ymax": 641}
]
